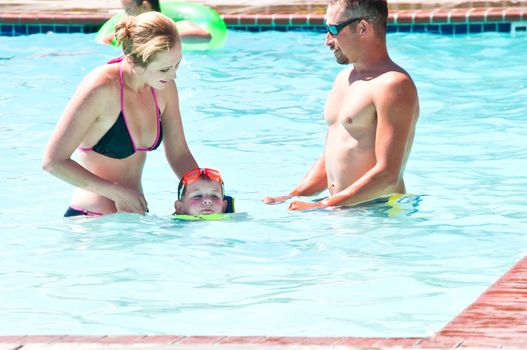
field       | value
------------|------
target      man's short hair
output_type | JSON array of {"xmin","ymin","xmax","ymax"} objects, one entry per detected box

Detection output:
[{"xmin": 329, "ymin": 0, "xmax": 388, "ymax": 35}]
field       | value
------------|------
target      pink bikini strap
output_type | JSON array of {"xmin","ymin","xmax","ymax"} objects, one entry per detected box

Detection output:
[
  {"xmin": 78, "ymin": 57, "xmax": 127, "ymax": 153},
  {"xmin": 107, "ymin": 55, "xmax": 125, "ymax": 64},
  {"xmin": 118, "ymin": 58, "xmax": 139, "ymax": 151},
  {"xmin": 145, "ymin": 88, "xmax": 162, "ymax": 151},
  {"xmin": 70, "ymin": 206, "xmax": 103, "ymax": 216},
  {"xmin": 118, "ymin": 60, "xmax": 160, "ymax": 152},
  {"xmin": 79, "ymin": 56, "xmax": 160, "ymax": 153}
]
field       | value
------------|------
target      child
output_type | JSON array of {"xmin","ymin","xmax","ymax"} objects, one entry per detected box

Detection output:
[{"xmin": 174, "ymin": 168, "xmax": 234, "ymax": 216}]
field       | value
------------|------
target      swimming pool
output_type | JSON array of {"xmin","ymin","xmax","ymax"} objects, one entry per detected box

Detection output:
[{"xmin": 0, "ymin": 30, "xmax": 526, "ymax": 337}]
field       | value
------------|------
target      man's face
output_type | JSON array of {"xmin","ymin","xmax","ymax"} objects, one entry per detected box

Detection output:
[
  {"xmin": 176, "ymin": 179, "xmax": 226, "ymax": 215},
  {"xmin": 325, "ymin": 3, "xmax": 356, "ymax": 65}
]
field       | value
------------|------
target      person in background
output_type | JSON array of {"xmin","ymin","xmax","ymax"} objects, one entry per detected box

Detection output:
[
  {"xmin": 100, "ymin": 0, "xmax": 212, "ymax": 45},
  {"xmin": 43, "ymin": 12, "xmax": 198, "ymax": 217},
  {"xmin": 264, "ymin": 0, "xmax": 419, "ymax": 210}
]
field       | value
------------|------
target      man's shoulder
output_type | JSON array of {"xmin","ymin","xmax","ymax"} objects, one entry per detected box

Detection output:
[
  {"xmin": 377, "ymin": 68, "xmax": 416, "ymax": 94},
  {"xmin": 373, "ymin": 68, "xmax": 419, "ymax": 113},
  {"xmin": 380, "ymin": 64, "xmax": 413, "ymax": 81}
]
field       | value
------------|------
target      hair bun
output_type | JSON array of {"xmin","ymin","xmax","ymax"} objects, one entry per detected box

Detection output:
[
  {"xmin": 114, "ymin": 15, "xmax": 136, "ymax": 51},
  {"xmin": 114, "ymin": 12, "xmax": 181, "ymax": 68}
]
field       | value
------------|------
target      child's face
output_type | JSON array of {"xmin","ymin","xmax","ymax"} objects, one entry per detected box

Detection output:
[{"xmin": 175, "ymin": 179, "xmax": 227, "ymax": 215}]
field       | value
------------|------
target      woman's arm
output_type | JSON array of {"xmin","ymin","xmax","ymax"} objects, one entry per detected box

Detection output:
[
  {"xmin": 42, "ymin": 68, "xmax": 148, "ymax": 213},
  {"xmin": 159, "ymin": 80, "xmax": 199, "ymax": 179}
]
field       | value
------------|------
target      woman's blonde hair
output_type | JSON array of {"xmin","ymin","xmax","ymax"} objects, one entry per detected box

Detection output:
[{"xmin": 115, "ymin": 12, "xmax": 180, "ymax": 68}]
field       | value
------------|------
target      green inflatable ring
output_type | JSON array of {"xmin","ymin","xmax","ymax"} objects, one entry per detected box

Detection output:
[{"xmin": 96, "ymin": 1, "xmax": 227, "ymax": 51}]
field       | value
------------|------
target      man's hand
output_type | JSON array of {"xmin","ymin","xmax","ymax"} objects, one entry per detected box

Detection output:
[
  {"xmin": 288, "ymin": 200, "xmax": 326, "ymax": 211},
  {"xmin": 263, "ymin": 194, "xmax": 293, "ymax": 205}
]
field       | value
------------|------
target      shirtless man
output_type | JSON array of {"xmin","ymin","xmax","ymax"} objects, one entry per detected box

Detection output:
[{"xmin": 264, "ymin": 0, "xmax": 419, "ymax": 210}]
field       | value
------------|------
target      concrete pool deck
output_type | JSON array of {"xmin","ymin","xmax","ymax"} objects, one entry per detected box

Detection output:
[
  {"xmin": 1, "ymin": 0, "xmax": 527, "ymax": 348},
  {"xmin": 0, "ymin": 256, "xmax": 526, "ymax": 349},
  {"xmin": 1, "ymin": 0, "xmax": 526, "ymax": 14}
]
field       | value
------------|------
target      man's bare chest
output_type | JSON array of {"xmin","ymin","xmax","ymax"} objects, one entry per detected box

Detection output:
[{"xmin": 325, "ymin": 84, "xmax": 377, "ymax": 132}]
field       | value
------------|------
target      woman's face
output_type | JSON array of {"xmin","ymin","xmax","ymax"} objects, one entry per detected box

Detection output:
[{"xmin": 139, "ymin": 43, "xmax": 182, "ymax": 90}]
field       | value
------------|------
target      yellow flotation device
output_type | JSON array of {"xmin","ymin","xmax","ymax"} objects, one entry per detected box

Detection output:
[
  {"xmin": 172, "ymin": 213, "xmax": 232, "ymax": 221},
  {"xmin": 171, "ymin": 195, "xmax": 235, "ymax": 221},
  {"xmin": 96, "ymin": 1, "xmax": 227, "ymax": 51}
]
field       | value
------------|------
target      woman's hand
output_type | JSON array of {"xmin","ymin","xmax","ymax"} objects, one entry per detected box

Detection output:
[{"xmin": 111, "ymin": 186, "xmax": 149, "ymax": 214}]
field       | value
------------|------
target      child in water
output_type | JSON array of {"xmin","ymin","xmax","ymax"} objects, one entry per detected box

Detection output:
[{"xmin": 174, "ymin": 168, "xmax": 234, "ymax": 216}]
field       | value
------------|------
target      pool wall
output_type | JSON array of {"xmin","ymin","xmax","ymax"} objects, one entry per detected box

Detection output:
[{"xmin": 0, "ymin": 6, "xmax": 526, "ymax": 35}]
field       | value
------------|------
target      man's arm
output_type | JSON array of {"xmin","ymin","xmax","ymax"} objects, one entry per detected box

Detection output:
[
  {"xmin": 290, "ymin": 74, "xmax": 418, "ymax": 210},
  {"xmin": 263, "ymin": 150, "xmax": 328, "ymax": 204}
]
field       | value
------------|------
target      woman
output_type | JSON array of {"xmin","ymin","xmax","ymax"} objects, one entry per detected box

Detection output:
[
  {"xmin": 100, "ymin": 0, "xmax": 212, "ymax": 45},
  {"xmin": 43, "ymin": 12, "xmax": 198, "ymax": 216}
]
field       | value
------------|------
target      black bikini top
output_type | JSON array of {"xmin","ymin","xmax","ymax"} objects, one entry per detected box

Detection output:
[{"xmin": 79, "ymin": 57, "xmax": 163, "ymax": 159}]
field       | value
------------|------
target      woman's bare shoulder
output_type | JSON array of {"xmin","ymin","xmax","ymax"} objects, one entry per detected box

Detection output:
[
  {"xmin": 68, "ymin": 66, "xmax": 120, "ymax": 111},
  {"xmin": 78, "ymin": 64, "xmax": 120, "ymax": 93}
]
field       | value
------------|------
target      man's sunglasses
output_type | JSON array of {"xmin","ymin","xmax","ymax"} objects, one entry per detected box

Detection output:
[
  {"xmin": 177, "ymin": 168, "xmax": 224, "ymax": 200},
  {"xmin": 326, "ymin": 16, "xmax": 376, "ymax": 36}
]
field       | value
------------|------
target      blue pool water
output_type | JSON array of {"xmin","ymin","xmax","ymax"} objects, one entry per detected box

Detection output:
[{"xmin": 0, "ymin": 31, "xmax": 526, "ymax": 337}]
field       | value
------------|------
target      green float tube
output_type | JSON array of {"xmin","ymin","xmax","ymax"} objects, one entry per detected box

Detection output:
[{"xmin": 96, "ymin": 1, "xmax": 227, "ymax": 51}]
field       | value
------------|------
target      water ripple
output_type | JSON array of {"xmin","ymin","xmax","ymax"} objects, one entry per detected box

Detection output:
[{"xmin": 0, "ymin": 31, "xmax": 526, "ymax": 337}]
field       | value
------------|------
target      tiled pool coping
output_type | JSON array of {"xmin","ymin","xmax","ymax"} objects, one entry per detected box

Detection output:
[
  {"xmin": 0, "ymin": 7, "xmax": 526, "ymax": 35},
  {"xmin": 0, "ymin": 255, "xmax": 526, "ymax": 348}
]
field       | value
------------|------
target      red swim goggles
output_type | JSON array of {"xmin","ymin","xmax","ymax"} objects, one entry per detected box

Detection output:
[{"xmin": 177, "ymin": 168, "xmax": 224, "ymax": 200}]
